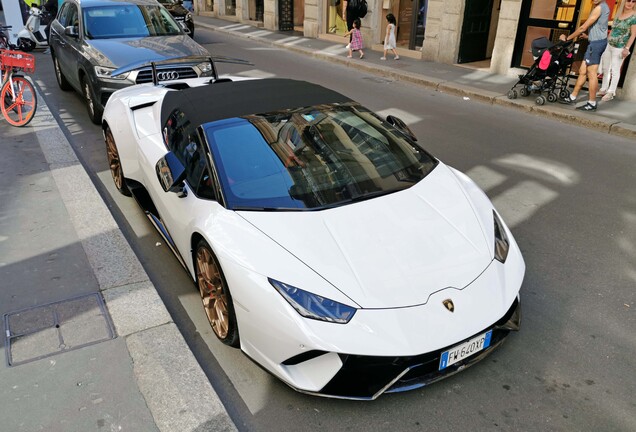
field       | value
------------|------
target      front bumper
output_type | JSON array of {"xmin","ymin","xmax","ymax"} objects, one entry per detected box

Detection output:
[
  {"xmin": 303, "ymin": 298, "xmax": 520, "ymax": 400},
  {"xmin": 227, "ymin": 218, "xmax": 525, "ymax": 400},
  {"xmin": 93, "ymin": 78, "xmax": 130, "ymax": 110}
]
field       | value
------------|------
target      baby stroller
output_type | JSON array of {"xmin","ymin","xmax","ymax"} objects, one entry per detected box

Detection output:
[{"xmin": 508, "ymin": 37, "xmax": 574, "ymax": 105}]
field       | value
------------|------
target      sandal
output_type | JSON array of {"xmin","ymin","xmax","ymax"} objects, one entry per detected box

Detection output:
[
  {"xmin": 601, "ymin": 92, "xmax": 614, "ymax": 102},
  {"xmin": 359, "ymin": 53, "xmax": 364, "ymax": 59},
  {"xmin": 394, "ymin": 56, "xmax": 400, "ymax": 60},
  {"xmin": 597, "ymin": 89, "xmax": 607, "ymax": 97}
]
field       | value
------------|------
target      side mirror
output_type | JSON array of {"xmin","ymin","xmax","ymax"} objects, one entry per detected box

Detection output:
[
  {"xmin": 386, "ymin": 115, "xmax": 417, "ymax": 141},
  {"xmin": 64, "ymin": 25, "xmax": 79, "ymax": 38},
  {"xmin": 156, "ymin": 152, "xmax": 187, "ymax": 193}
]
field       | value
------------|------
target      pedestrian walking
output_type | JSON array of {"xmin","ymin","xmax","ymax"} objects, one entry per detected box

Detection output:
[
  {"xmin": 344, "ymin": 18, "xmax": 364, "ymax": 58},
  {"xmin": 598, "ymin": 0, "xmax": 636, "ymax": 101},
  {"xmin": 559, "ymin": 0, "xmax": 610, "ymax": 111},
  {"xmin": 381, "ymin": 13, "xmax": 399, "ymax": 60},
  {"xmin": 343, "ymin": 0, "xmax": 364, "ymax": 46}
]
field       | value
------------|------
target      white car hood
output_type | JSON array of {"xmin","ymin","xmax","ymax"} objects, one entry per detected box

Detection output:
[{"xmin": 238, "ymin": 164, "xmax": 493, "ymax": 308}]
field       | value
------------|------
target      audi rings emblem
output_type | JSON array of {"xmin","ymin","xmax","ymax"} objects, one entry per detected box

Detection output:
[{"xmin": 157, "ymin": 71, "xmax": 179, "ymax": 81}]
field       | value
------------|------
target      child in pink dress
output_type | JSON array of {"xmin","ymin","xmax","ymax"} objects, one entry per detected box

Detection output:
[{"xmin": 344, "ymin": 18, "xmax": 365, "ymax": 59}]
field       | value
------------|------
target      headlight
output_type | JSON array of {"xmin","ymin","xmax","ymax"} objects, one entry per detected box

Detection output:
[
  {"xmin": 94, "ymin": 66, "xmax": 129, "ymax": 80},
  {"xmin": 269, "ymin": 278, "xmax": 357, "ymax": 324},
  {"xmin": 186, "ymin": 12, "xmax": 193, "ymax": 21},
  {"xmin": 493, "ymin": 210, "xmax": 510, "ymax": 263},
  {"xmin": 196, "ymin": 61, "xmax": 213, "ymax": 76}
]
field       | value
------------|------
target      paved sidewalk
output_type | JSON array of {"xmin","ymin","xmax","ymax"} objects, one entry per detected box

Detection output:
[
  {"xmin": 0, "ymin": 96, "xmax": 236, "ymax": 431},
  {"xmin": 194, "ymin": 15, "xmax": 636, "ymax": 140}
]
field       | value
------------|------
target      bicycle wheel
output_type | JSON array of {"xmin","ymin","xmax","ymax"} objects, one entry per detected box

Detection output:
[{"xmin": 1, "ymin": 75, "xmax": 37, "ymax": 127}]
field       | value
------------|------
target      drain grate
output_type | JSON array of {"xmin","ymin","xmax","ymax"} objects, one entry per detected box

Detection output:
[{"xmin": 4, "ymin": 292, "xmax": 116, "ymax": 366}]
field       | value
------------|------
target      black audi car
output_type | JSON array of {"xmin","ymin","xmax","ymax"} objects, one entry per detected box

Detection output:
[
  {"xmin": 49, "ymin": 0, "xmax": 212, "ymax": 124},
  {"xmin": 156, "ymin": 0, "xmax": 194, "ymax": 37}
]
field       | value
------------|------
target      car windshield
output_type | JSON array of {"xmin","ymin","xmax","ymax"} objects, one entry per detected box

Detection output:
[
  {"xmin": 204, "ymin": 104, "xmax": 438, "ymax": 210},
  {"xmin": 83, "ymin": 5, "xmax": 182, "ymax": 39}
]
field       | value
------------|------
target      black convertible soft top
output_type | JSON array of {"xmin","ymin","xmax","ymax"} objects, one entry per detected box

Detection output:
[{"xmin": 160, "ymin": 78, "xmax": 353, "ymax": 127}]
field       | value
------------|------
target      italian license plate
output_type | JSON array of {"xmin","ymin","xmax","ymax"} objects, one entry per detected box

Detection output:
[{"xmin": 439, "ymin": 330, "xmax": 492, "ymax": 371}]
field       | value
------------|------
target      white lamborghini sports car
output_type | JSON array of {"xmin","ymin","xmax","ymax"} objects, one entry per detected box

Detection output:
[{"xmin": 102, "ymin": 69, "xmax": 524, "ymax": 400}]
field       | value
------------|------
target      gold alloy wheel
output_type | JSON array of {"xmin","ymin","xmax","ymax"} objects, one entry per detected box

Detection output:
[
  {"xmin": 105, "ymin": 129, "xmax": 124, "ymax": 191},
  {"xmin": 196, "ymin": 246, "xmax": 230, "ymax": 339}
]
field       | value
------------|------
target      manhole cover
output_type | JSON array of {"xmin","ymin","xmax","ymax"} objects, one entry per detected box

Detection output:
[{"xmin": 4, "ymin": 293, "xmax": 115, "ymax": 366}]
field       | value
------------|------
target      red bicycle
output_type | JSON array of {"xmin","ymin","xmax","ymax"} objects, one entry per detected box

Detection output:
[{"xmin": 1, "ymin": 49, "xmax": 37, "ymax": 127}]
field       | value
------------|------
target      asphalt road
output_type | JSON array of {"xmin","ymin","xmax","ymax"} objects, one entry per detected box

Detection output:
[{"xmin": 31, "ymin": 26, "xmax": 636, "ymax": 432}]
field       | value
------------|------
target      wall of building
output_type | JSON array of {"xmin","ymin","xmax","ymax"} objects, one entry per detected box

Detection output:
[
  {"xmin": 304, "ymin": 0, "xmax": 319, "ymax": 37},
  {"xmin": 421, "ymin": 0, "xmax": 463, "ymax": 64},
  {"xmin": 489, "ymin": 0, "xmax": 522, "ymax": 76},
  {"xmin": 264, "ymin": 0, "xmax": 276, "ymax": 29}
]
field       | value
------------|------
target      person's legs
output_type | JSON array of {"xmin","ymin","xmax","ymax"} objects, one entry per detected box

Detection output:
[
  {"xmin": 570, "ymin": 62, "xmax": 588, "ymax": 98},
  {"xmin": 607, "ymin": 45, "xmax": 624, "ymax": 95},
  {"xmin": 586, "ymin": 64, "xmax": 600, "ymax": 102},
  {"xmin": 346, "ymin": 16, "xmax": 354, "ymax": 42},
  {"xmin": 599, "ymin": 47, "xmax": 612, "ymax": 94}
]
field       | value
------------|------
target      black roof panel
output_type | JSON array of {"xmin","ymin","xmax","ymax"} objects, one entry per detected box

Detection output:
[{"xmin": 160, "ymin": 78, "xmax": 353, "ymax": 127}]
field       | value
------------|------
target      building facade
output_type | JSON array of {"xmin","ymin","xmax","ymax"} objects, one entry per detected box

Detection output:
[{"xmin": 195, "ymin": 0, "xmax": 636, "ymax": 100}]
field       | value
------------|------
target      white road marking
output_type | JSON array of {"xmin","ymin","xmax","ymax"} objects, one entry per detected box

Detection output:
[
  {"xmin": 222, "ymin": 24, "xmax": 251, "ymax": 31},
  {"xmin": 235, "ymin": 69, "xmax": 277, "ymax": 78},
  {"xmin": 465, "ymin": 165, "xmax": 507, "ymax": 192},
  {"xmin": 495, "ymin": 153, "xmax": 580, "ymax": 186},
  {"xmin": 492, "ymin": 180, "xmax": 558, "ymax": 228},
  {"xmin": 277, "ymin": 36, "xmax": 301, "ymax": 44},
  {"xmin": 245, "ymin": 30, "xmax": 273, "ymax": 38},
  {"xmin": 374, "ymin": 108, "xmax": 422, "ymax": 125}
]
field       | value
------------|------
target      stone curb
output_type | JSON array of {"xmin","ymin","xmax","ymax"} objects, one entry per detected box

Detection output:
[
  {"xmin": 197, "ymin": 20, "xmax": 636, "ymax": 139},
  {"xmin": 31, "ymin": 90, "xmax": 237, "ymax": 432}
]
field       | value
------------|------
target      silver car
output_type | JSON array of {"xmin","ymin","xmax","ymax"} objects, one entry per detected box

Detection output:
[{"xmin": 49, "ymin": 0, "xmax": 213, "ymax": 124}]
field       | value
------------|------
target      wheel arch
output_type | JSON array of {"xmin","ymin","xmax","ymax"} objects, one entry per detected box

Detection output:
[{"xmin": 190, "ymin": 231, "xmax": 206, "ymax": 278}]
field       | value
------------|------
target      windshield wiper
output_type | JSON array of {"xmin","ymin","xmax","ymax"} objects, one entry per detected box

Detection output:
[{"xmin": 346, "ymin": 188, "xmax": 402, "ymax": 203}]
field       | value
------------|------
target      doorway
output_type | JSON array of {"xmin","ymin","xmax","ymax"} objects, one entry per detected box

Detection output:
[{"xmin": 458, "ymin": 0, "xmax": 495, "ymax": 63}]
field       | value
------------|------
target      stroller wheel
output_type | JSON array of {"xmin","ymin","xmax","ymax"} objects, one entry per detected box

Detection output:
[
  {"xmin": 547, "ymin": 92, "xmax": 558, "ymax": 103},
  {"xmin": 536, "ymin": 96, "xmax": 546, "ymax": 106},
  {"xmin": 559, "ymin": 89, "xmax": 570, "ymax": 100},
  {"xmin": 520, "ymin": 87, "xmax": 530, "ymax": 97},
  {"xmin": 507, "ymin": 90, "xmax": 518, "ymax": 99}
]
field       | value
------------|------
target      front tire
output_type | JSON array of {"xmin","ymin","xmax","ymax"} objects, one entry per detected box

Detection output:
[
  {"xmin": 195, "ymin": 240, "xmax": 240, "ymax": 347},
  {"xmin": 52, "ymin": 53, "xmax": 71, "ymax": 91},
  {"xmin": 104, "ymin": 127, "xmax": 131, "ymax": 196},
  {"xmin": 81, "ymin": 76, "xmax": 102, "ymax": 125}
]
